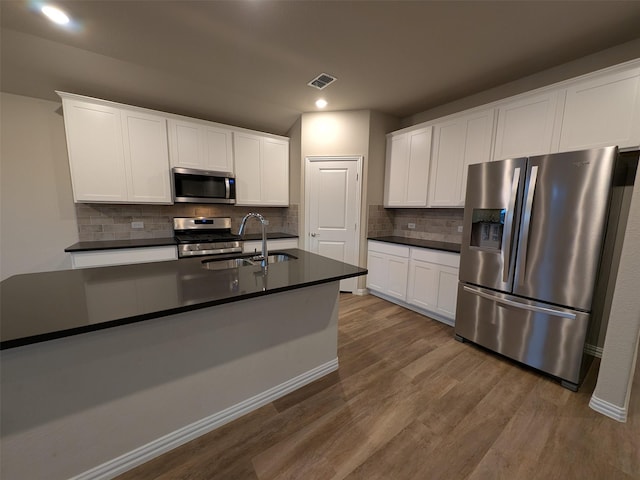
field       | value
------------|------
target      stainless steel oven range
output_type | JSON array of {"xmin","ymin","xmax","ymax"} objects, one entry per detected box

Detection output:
[{"xmin": 173, "ymin": 217, "xmax": 242, "ymax": 258}]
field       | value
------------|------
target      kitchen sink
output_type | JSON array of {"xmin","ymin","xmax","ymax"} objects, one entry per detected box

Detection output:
[{"xmin": 201, "ymin": 252, "xmax": 296, "ymax": 270}]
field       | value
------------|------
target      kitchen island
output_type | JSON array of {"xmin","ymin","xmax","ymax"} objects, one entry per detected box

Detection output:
[{"xmin": 0, "ymin": 250, "xmax": 366, "ymax": 480}]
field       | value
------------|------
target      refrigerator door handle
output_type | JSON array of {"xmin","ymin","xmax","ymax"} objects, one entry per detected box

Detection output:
[
  {"xmin": 463, "ymin": 285, "xmax": 576, "ymax": 319},
  {"xmin": 518, "ymin": 165, "xmax": 539, "ymax": 286},
  {"xmin": 502, "ymin": 167, "xmax": 520, "ymax": 283}
]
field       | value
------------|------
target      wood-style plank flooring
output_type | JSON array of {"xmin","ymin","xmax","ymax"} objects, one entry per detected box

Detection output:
[{"xmin": 117, "ymin": 293, "xmax": 640, "ymax": 479}]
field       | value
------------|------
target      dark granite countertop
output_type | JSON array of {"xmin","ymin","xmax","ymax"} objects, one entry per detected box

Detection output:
[
  {"xmin": 368, "ymin": 236, "xmax": 461, "ymax": 253},
  {"xmin": 64, "ymin": 233, "xmax": 299, "ymax": 252},
  {"xmin": 0, "ymin": 249, "xmax": 364, "ymax": 350}
]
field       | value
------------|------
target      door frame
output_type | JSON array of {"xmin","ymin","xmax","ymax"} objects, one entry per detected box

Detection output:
[{"xmin": 304, "ymin": 155, "xmax": 363, "ymax": 286}]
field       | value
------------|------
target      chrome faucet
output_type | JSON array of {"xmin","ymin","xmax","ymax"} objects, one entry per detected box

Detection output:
[{"xmin": 238, "ymin": 213, "xmax": 269, "ymax": 267}]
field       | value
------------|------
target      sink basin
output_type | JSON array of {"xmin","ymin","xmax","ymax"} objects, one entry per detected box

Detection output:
[
  {"xmin": 265, "ymin": 253, "xmax": 297, "ymax": 264},
  {"xmin": 201, "ymin": 252, "xmax": 296, "ymax": 270}
]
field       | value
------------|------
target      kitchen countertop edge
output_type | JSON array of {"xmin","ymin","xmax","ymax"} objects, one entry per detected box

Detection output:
[
  {"xmin": 65, "ymin": 233, "xmax": 299, "ymax": 252},
  {"xmin": 368, "ymin": 236, "xmax": 461, "ymax": 253},
  {"xmin": 1, "ymin": 249, "xmax": 364, "ymax": 350}
]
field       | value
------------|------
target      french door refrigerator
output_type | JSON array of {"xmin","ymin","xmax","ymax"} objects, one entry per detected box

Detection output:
[{"xmin": 455, "ymin": 146, "xmax": 618, "ymax": 391}]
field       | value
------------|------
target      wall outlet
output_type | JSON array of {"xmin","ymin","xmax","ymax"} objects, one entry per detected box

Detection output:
[
  {"xmin": 131, "ymin": 221, "xmax": 144, "ymax": 229},
  {"xmin": 457, "ymin": 226, "xmax": 463, "ymax": 233},
  {"xmin": 408, "ymin": 223, "xmax": 416, "ymax": 229}
]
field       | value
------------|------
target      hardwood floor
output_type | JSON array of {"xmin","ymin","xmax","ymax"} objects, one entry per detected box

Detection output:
[{"xmin": 116, "ymin": 293, "xmax": 640, "ymax": 480}]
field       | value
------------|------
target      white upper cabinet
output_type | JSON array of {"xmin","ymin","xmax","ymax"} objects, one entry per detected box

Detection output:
[
  {"xmin": 167, "ymin": 118, "xmax": 233, "ymax": 173},
  {"xmin": 429, "ymin": 108, "xmax": 495, "ymax": 207},
  {"xmin": 493, "ymin": 91, "xmax": 560, "ymax": 160},
  {"xmin": 59, "ymin": 92, "xmax": 171, "ymax": 204},
  {"xmin": 384, "ymin": 126, "xmax": 432, "ymax": 207},
  {"xmin": 558, "ymin": 66, "xmax": 640, "ymax": 152},
  {"xmin": 122, "ymin": 109, "xmax": 172, "ymax": 203},
  {"xmin": 234, "ymin": 131, "xmax": 289, "ymax": 206}
]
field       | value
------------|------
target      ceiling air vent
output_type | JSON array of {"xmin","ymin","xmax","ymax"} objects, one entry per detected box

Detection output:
[{"xmin": 307, "ymin": 73, "xmax": 337, "ymax": 90}]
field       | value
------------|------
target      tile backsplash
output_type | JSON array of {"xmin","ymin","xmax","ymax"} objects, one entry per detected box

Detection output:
[
  {"xmin": 75, "ymin": 204, "xmax": 299, "ymax": 241},
  {"xmin": 367, "ymin": 205, "xmax": 463, "ymax": 244}
]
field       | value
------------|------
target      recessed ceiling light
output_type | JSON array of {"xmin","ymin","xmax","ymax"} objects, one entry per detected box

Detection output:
[
  {"xmin": 41, "ymin": 5, "xmax": 70, "ymax": 25},
  {"xmin": 315, "ymin": 99, "xmax": 328, "ymax": 109}
]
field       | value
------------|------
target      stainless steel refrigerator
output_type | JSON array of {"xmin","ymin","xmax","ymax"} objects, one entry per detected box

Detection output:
[{"xmin": 455, "ymin": 146, "xmax": 619, "ymax": 391}]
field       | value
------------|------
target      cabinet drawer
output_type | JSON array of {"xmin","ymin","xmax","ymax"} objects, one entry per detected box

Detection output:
[
  {"xmin": 368, "ymin": 241, "xmax": 410, "ymax": 258},
  {"xmin": 410, "ymin": 247, "xmax": 460, "ymax": 268}
]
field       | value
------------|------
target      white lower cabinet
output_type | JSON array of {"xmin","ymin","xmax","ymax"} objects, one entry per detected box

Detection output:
[
  {"xmin": 70, "ymin": 246, "xmax": 178, "ymax": 269},
  {"xmin": 366, "ymin": 241, "xmax": 409, "ymax": 301},
  {"xmin": 367, "ymin": 240, "xmax": 460, "ymax": 325},
  {"xmin": 407, "ymin": 248, "xmax": 460, "ymax": 322}
]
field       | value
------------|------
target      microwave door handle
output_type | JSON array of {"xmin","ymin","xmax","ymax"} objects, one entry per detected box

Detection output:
[
  {"xmin": 502, "ymin": 167, "xmax": 520, "ymax": 283},
  {"xmin": 225, "ymin": 177, "xmax": 231, "ymax": 199},
  {"xmin": 518, "ymin": 165, "xmax": 538, "ymax": 286}
]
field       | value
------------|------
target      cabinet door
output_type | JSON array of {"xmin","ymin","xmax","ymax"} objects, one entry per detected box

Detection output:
[
  {"xmin": 62, "ymin": 99, "xmax": 128, "ymax": 202},
  {"xmin": 261, "ymin": 137, "xmax": 289, "ymax": 205},
  {"xmin": 234, "ymin": 132, "xmax": 262, "ymax": 205},
  {"xmin": 202, "ymin": 125, "xmax": 234, "ymax": 173},
  {"xmin": 436, "ymin": 266, "xmax": 459, "ymax": 319},
  {"xmin": 385, "ymin": 128, "xmax": 432, "ymax": 207},
  {"xmin": 429, "ymin": 119, "xmax": 465, "ymax": 207},
  {"xmin": 405, "ymin": 127, "xmax": 432, "ymax": 206},
  {"xmin": 168, "ymin": 119, "xmax": 202, "ymax": 169},
  {"xmin": 559, "ymin": 67, "xmax": 640, "ymax": 151},
  {"xmin": 407, "ymin": 259, "xmax": 439, "ymax": 311},
  {"xmin": 386, "ymin": 256, "xmax": 408, "ymax": 301},
  {"xmin": 366, "ymin": 251, "xmax": 387, "ymax": 292},
  {"xmin": 494, "ymin": 91, "xmax": 559, "ymax": 160},
  {"xmin": 122, "ymin": 110, "xmax": 172, "ymax": 203},
  {"xmin": 459, "ymin": 109, "xmax": 495, "ymax": 205},
  {"xmin": 384, "ymin": 133, "xmax": 409, "ymax": 207},
  {"xmin": 430, "ymin": 109, "xmax": 495, "ymax": 207}
]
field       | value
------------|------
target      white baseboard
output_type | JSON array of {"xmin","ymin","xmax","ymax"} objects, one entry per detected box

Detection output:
[
  {"xmin": 584, "ymin": 343, "xmax": 603, "ymax": 358},
  {"xmin": 70, "ymin": 358, "xmax": 339, "ymax": 480},
  {"xmin": 589, "ymin": 394, "xmax": 627, "ymax": 422}
]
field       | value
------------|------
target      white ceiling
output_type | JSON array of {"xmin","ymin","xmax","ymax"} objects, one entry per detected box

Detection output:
[{"xmin": 2, "ymin": 1, "xmax": 640, "ymax": 135}]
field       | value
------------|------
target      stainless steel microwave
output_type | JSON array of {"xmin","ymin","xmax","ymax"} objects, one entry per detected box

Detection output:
[{"xmin": 172, "ymin": 167, "xmax": 236, "ymax": 204}]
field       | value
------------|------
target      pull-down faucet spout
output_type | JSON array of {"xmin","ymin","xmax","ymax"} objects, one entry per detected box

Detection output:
[{"xmin": 238, "ymin": 213, "xmax": 268, "ymax": 268}]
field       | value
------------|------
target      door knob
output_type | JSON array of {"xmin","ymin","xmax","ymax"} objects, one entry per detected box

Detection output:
[{"xmin": 311, "ymin": 233, "xmax": 319, "ymax": 237}]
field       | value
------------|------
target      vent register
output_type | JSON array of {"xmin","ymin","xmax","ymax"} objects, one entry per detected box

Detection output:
[{"xmin": 307, "ymin": 73, "xmax": 337, "ymax": 90}]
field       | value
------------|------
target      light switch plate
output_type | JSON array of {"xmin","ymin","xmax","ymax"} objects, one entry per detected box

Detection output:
[
  {"xmin": 131, "ymin": 221, "xmax": 144, "ymax": 229},
  {"xmin": 408, "ymin": 223, "xmax": 416, "ymax": 229},
  {"xmin": 457, "ymin": 226, "xmax": 463, "ymax": 233}
]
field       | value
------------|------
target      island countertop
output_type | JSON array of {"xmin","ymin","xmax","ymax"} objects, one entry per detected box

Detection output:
[{"xmin": 0, "ymin": 249, "xmax": 366, "ymax": 350}]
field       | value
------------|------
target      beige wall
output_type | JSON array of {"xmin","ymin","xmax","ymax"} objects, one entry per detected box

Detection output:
[
  {"xmin": 298, "ymin": 110, "xmax": 372, "ymax": 257},
  {"xmin": 591, "ymin": 165, "xmax": 640, "ymax": 419},
  {"xmin": 0, "ymin": 93, "xmax": 78, "ymax": 280},
  {"xmin": 402, "ymin": 38, "xmax": 640, "ymax": 127}
]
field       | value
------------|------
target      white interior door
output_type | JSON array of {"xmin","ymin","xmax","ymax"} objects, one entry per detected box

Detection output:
[{"xmin": 306, "ymin": 156, "xmax": 362, "ymax": 293}]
